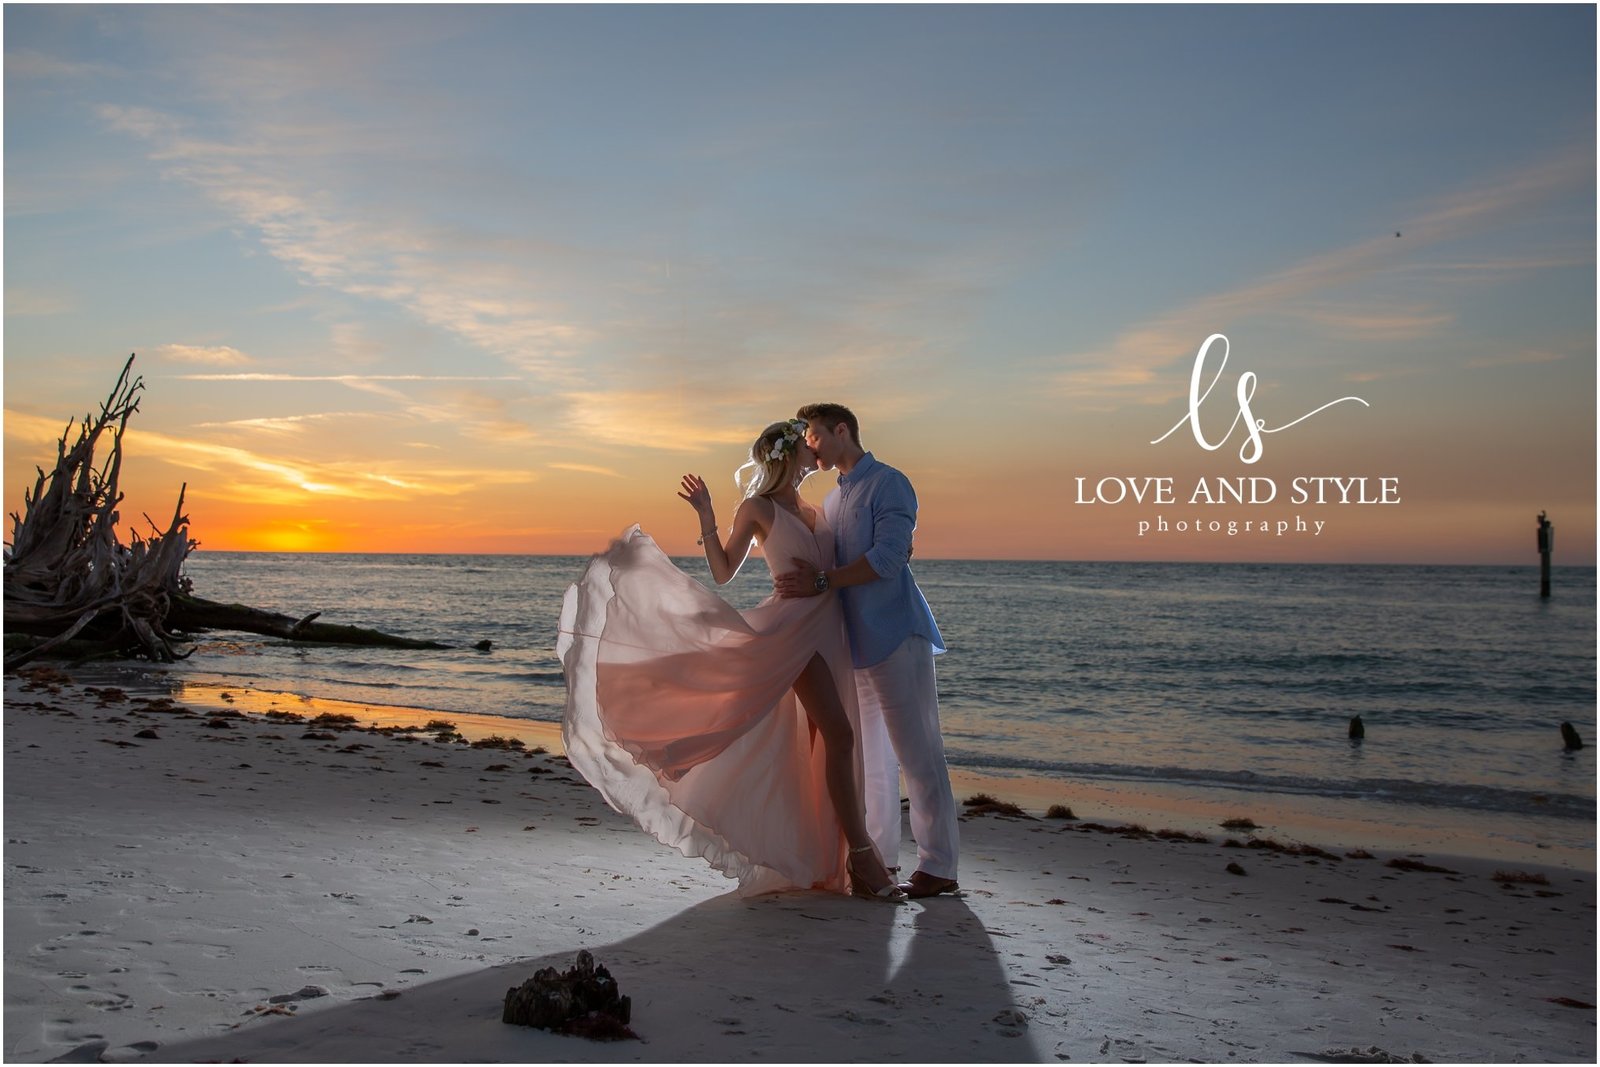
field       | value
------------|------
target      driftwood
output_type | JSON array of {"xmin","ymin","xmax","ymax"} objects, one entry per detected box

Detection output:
[
  {"xmin": 4, "ymin": 357, "xmax": 194, "ymax": 668},
  {"xmin": 169, "ymin": 595, "xmax": 448, "ymax": 650},
  {"xmin": 503, "ymin": 951, "xmax": 636, "ymax": 1041},
  {"xmin": 4, "ymin": 355, "xmax": 450, "ymax": 668}
]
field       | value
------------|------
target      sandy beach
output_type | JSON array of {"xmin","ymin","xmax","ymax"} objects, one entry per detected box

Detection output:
[{"xmin": 4, "ymin": 668, "xmax": 1594, "ymax": 1064}]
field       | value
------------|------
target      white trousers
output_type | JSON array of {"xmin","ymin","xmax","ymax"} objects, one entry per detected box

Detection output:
[{"xmin": 854, "ymin": 636, "xmax": 959, "ymax": 880}]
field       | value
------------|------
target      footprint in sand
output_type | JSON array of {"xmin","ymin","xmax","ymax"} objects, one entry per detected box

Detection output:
[
  {"xmin": 75, "ymin": 989, "xmax": 130, "ymax": 1012},
  {"xmin": 268, "ymin": 984, "xmax": 329, "ymax": 1004}
]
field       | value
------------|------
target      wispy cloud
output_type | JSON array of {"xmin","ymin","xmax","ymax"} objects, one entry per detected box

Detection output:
[
  {"xmin": 5, "ymin": 409, "xmax": 534, "ymax": 507},
  {"xmin": 98, "ymin": 103, "xmax": 594, "ymax": 381},
  {"xmin": 3, "ymin": 410, "xmax": 75, "ymax": 450},
  {"xmin": 548, "ymin": 462, "xmax": 624, "ymax": 478},
  {"xmin": 153, "ymin": 343, "xmax": 254, "ymax": 366},
  {"xmin": 173, "ymin": 373, "xmax": 519, "ymax": 382},
  {"xmin": 1404, "ymin": 251, "xmax": 1595, "ymax": 280},
  {"xmin": 209, "ymin": 374, "xmax": 542, "ymax": 444},
  {"xmin": 4, "ymin": 48, "xmax": 120, "ymax": 83},
  {"xmin": 193, "ymin": 412, "xmax": 379, "ymax": 435},
  {"xmin": 170, "ymin": 372, "xmax": 536, "ymax": 443},
  {"xmin": 1052, "ymin": 144, "xmax": 1594, "ymax": 403},
  {"xmin": 1290, "ymin": 304, "xmax": 1454, "ymax": 342},
  {"xmin": 559, "ymin": 390, "xmax": 760, "ymax": 453},
  {"xmin": 127, "ymin": 425, "xmax": 536, "ymax": 505}
]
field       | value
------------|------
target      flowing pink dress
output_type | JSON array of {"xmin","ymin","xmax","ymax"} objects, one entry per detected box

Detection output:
[{"xmin": 556, "ymin": 506, "xmax": 862, "ymax": 895}]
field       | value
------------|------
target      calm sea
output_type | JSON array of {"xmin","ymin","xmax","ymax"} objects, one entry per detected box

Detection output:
[{"xmin": 124, "ymin": 550, "xmax": 1596, "ymax": 864}]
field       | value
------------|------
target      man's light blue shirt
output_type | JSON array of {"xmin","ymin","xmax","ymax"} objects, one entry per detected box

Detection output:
[{"xmin": 822, "ymin": 452, "xmax": 946, "ymax": 669}]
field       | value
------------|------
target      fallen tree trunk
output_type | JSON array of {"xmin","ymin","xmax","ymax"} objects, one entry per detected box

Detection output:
[{"xmin": 168, "ymin": 594, "xmax": 450, "ymax": 650}]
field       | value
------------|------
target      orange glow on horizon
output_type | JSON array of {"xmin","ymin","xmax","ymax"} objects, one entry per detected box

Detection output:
[
  {"xmin": 163, "ymin": 483, "xmax": 1596, "ymax": 565},
  {"xmin": 5, "ymin": 405, "xmax": 1593, "ymax": 565}
]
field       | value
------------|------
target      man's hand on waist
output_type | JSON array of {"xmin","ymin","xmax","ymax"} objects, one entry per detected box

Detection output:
[{"xmin": 774, "ymin": 558, "xmax": 825, "ymax": 599}]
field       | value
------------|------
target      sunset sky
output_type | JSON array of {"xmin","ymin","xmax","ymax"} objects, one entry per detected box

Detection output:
[{"xmin": 5, "ymin": 5, "xmax": 1594, "ymax": 563}]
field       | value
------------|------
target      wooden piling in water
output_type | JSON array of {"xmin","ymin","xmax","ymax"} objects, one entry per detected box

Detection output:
[{"xmin": 1536, "ymin": 511, "xmax": 1553, "ymax": 598}]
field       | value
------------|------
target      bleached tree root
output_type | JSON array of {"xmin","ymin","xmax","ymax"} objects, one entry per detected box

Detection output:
[{"xmin": 5, "ymin": 355, "xmax": 451, "ymax": 669}]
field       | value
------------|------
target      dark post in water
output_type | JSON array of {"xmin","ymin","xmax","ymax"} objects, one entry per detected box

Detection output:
[{"xmin": 1536, "ymin": 511, "xmax": 1553, "ymax": 598}]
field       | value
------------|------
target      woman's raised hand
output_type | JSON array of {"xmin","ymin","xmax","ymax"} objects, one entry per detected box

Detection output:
[{"xmin": 678, "ymin": 474, "xmax": 713, "ymax": 521}]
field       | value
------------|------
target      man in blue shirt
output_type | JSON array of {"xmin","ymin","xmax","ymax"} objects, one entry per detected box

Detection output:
[{"xmin": 774, "ymin": 403, "xmax": 959, "ymax": 898}]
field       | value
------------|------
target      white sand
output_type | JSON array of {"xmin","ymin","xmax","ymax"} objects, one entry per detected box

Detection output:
[{"xmin": 4, "ymin": 670, "xmax": 1594, "ymax": 1064}]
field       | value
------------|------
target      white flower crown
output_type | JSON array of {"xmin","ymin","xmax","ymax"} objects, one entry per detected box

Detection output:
[{"xmin": 767, "ymin": 419, "xmax": 807, "ymax": 462}]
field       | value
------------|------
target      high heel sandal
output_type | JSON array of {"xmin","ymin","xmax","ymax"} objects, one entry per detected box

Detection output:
[{"xmin": 848, "ymin": 845, "xmax": 908, "ymax": 903}]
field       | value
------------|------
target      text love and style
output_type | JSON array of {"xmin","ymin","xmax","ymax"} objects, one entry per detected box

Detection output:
[{"xmin": 1073, "ymin": 475, "xmax": 1401, "ymax": 506}]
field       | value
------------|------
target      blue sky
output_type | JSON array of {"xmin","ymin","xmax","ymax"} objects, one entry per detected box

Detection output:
[{"xmin": 4, "ymin": 4, "xmax": 1594, "ymax": 560}]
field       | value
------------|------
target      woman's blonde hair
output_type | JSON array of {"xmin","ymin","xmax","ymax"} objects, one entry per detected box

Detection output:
[{"xmin": 734, "ymin": 419, "xmax": 808, "ymax": 499}]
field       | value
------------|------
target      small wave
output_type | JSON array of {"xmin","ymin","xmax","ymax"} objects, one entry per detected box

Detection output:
[
  {"xmin": 942, "ymin": 750, "xmax": 1596, "ymax": 821},
  {"xmin": 319, "ymin": 660, "xmax": 427, "ymax": 673}
]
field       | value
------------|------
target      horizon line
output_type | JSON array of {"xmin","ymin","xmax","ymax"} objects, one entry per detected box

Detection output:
[{"xmin": 178, "ymin": 548, "xmax": 1596, "ymax": 568}]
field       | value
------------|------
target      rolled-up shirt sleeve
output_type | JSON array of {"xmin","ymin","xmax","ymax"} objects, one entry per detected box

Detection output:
[
  {"xmin": 830, "ymin": 453, "xmax": 944, "ymax": 668},
  {"xmin": 864, "ymin": 473, "xmax": 916, "ymax": 578}
]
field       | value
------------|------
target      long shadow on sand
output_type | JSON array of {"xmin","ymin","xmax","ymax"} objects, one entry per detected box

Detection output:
[{"xmin": 156, "ymin": 888, "xmax": 1035, "ymax": 1063}]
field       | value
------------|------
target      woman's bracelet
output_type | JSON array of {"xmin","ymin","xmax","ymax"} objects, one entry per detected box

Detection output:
[{"xmin": 696, "ymin": 525, "xmax": 717, "ymax": 546}]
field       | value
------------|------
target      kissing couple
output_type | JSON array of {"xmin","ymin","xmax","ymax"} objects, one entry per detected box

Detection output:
[{"xmin": 557, "ymin": 403, "xmax": 960, "ymax": 903}]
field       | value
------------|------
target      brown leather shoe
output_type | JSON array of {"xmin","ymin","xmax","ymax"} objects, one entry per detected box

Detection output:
[{"xmin": 897, "ymin": 871, "xmax": 960, "ymax": 898}]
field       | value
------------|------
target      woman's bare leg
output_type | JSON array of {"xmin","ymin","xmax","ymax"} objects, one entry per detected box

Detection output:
[{"xmin": 792, "ymin": 652, "xmax": 895, "ymax": 892}]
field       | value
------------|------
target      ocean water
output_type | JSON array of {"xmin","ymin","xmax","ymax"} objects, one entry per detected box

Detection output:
[{"xmin": 133, "ymin": 549, "xmax": 1595, "ymax": 862}]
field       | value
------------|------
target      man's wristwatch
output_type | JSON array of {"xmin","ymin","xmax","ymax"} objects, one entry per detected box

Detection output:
[{"xmin": 813, "ymin": 570, "xmax": 830, "ymax": 593}]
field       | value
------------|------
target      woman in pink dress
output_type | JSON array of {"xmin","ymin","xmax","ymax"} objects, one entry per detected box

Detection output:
[{"xmin": 557, "ymin": 419, "xmax": 904, "ymax": 901}]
